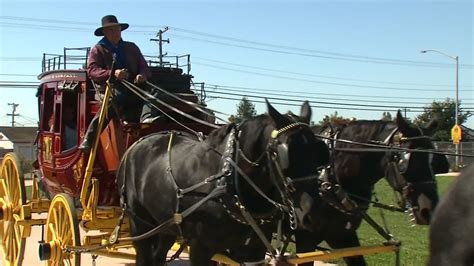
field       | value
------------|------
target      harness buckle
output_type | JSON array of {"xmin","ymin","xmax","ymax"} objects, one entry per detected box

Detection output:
[
  {"xmin": 173, "ymin": 213, "xmax": 183, "ymax": 224},
  {"xmin": 271, "ymin": 130, "xmax": 279, "ymax": 138},
  {"xmin": 176, "ymin": 189, "xmax": 183, "ymax": 199},
  {"xmin": 109, "ymin": 225, "xmax": 121, "ymax": 244}
]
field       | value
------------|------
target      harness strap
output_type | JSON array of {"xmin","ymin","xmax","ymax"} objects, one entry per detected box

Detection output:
[
  {"xmin": 360, "ymin": 211, "xmax": 398, "ymax": 243},
  {"xmin": 317, "ymin": 134, "xmax": 474, "ymax": 157},
  {"xmin": 166, "ymin": 132, "xmax": 186, "ymax": 238},
  {"xmin": 116, "ymin": 185, "xmax": 226, "ymax": 243},
  {"xmin": 146, "ymin": 81, "xmax": 229, "ymax": 124},
  {"xmin": 122, "ymin": 80, "xmax": 219, "ymax": 129},
  {"xmin": 239, "ymin": 205, "xmax": 279, "ymax": 258},
  {"xmin": 226, "ymin": 158, "xmax": 289, "ymax": 212},
  {"xmin": 166, "ymin": 241, "xmax": 188, "ymax": 263}
]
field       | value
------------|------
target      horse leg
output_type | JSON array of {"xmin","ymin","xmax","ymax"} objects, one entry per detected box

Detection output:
[
  {"xmin": 129, "ymin": 215, "xmax": 155, "ymax": 266},
  {"xmin": 133, "ymin": 238, "xmax": 154, "ymax": 266},
  {"xmin": 294, "ymin": 230, "xmax": 324, "ymax": 266},
  {"xmin": 325, "ymin": 230, "xmax": 366, "ymax": 266},
  {"xmin": 228, "ymin": 239, "xmax": 268, "ymax": 263},
  {"xmin": 150, "ymin": 234, "xmax": 176, "ymax": 265},
  {"xmin": 189, "ymin": 240, "xmax": 215, "ymax": 266}
]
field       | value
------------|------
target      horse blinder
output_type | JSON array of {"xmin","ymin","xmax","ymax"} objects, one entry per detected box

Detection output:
[
  {"xmin": 396, "ymin": 152, "xmax": 411, "ymax": 175},
  {"xmin": 276, "ymin": 142, "xmax": 290, "ymax": 171}
]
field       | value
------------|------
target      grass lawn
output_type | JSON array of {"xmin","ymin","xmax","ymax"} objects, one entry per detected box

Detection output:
[{"xmin": 340, "ymin": 175, "xmax": 455, "ymax": 266}]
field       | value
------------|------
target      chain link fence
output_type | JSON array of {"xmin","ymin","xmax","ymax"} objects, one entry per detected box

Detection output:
[{"xmin": 434, "ymin": 141, "xmax": 474, "ymax": 171}]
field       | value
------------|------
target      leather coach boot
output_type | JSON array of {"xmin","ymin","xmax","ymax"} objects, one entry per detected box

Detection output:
[{"xmin": 79, "ymin": 116, "xmax": 99, "ymax": 151}]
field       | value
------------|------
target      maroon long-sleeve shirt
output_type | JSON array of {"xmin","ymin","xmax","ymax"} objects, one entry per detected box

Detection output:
[{"xmin": 87, "ymin": 41, "xmax": 151, "ymax": 85}]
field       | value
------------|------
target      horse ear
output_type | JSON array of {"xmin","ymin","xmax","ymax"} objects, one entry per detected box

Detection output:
[
  {"xmin": 424, "ymin": 116, "xmax": 439, "ymax": 135},
  {"xmin": 396, "ymin": 110, "xmax": 411, "ymax": 134},
  {"xmin": 299, "ymin": 101, "xmax": 312, "ymax": 124},
  {"xmin": 266, "ymin": 99, "xmax": 286, "ymax": 129}
]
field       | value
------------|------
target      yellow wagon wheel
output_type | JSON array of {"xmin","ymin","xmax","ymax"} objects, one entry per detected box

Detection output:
[
  {"xmin": 39, "ymin": 193, "xmax": 81, "ymax": 266},
  {"xmin": 0, "ymin": 152, "xmax": 27, "ymax": 266}
]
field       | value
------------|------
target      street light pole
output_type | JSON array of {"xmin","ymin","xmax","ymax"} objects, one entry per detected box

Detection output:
[{"xmin": 421, "ymin": 49, "xmax": 460, "ymax": 168}]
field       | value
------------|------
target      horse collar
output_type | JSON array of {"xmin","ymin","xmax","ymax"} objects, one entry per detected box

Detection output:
[{"xmin": 221, "ymin": 127, "xmax": 237, "ymax": 176}]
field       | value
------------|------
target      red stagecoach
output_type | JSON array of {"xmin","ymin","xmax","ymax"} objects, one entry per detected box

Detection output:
[{"xmin": 0, "ymin": 47, "xmax": 217, "ymax": 265}]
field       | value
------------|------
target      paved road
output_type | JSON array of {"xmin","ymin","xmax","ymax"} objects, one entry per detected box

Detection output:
[
  {"xmin": 20, "ymin": 220, "xmax": 332, "ymax": 265},
  {"xmin": 21, "ymin": 214, "xmax": 190, "ymax": 266},
  {"xmin": 15, "ymin": 181, "xmax": 333, "ymax": 265}
]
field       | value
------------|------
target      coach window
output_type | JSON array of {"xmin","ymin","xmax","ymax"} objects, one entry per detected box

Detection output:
[
  {"xmin": 61, "ymin": 91, "xmax": 78, "ymax": 151},
  {"xmin": 39, "ymin": 85, "xmax": 55, "ymax": 132}
]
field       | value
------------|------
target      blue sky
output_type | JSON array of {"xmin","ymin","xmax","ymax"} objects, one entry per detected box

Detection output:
[{"xmin": 1, "ymin": 0, "xmax": 473, "ymax": 128}]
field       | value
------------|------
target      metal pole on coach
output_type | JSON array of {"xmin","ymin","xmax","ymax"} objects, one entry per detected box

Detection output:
[{"xmin": 420, "ymin": 49, "xmax": 461, "ymax": 170}]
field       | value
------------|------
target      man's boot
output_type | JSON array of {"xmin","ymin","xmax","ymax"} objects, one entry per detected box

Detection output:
[
  {"xmin": 140, "ymin": 103, "xmax": 161, "ymax": 123},
  {"xmin": 78, "ymin": 116, "xmax": 98, "ymax": 151}
]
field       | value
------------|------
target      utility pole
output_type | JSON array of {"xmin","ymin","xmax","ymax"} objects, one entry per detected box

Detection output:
[
  {"xmin": 421, "ymin": 49, "xmax": 460, "ymax": 169},
  {"xmin": 7, "ymin": 103, "xmax": 19, "ymax": 127},
  {"xmin": 403, "ymin": 108, "xmax": 409, "ymax": 118},
  {"xmin": 150, "ymin": 27, "xmax": 169, "ymax": 67}
]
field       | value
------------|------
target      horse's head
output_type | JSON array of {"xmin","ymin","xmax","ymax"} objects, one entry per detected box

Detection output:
[
  {"xmin": 236, "ymin": 100, "xmax": 329, "ymax": 228},
  {"xmin": 388, "ymin": 111, "xmax": 441, "ymax": 225},
  {"xmin": 267, "ymin": 101, "xmax": 330, "ymax": 178}
]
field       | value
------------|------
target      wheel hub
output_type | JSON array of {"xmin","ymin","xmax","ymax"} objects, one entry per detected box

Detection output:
[
  {"xmin": 0, "ymin": 202, "xmax": 13, "ymax": 221},
  {"xmin": 39, "ymin": 239, "xmax": 62, "ymax": 261}
]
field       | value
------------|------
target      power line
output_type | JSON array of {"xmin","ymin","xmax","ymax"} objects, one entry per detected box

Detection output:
[
  {"xmin": 195, "ymin": 62, "xmax": 472, "ymax": 92},
  {"xmin": 204, "ymin": 83, "xmax": 474, "ymax": 102},
  {"xmin": 187, "ymin": 56, "xmax": 473, "ymax": 88},
  {"xmin": 0, "ymin": 22, "xmax": 153, "ymax": 35},
  {"xmin": 0, "ymin": 56, "xmax": 41, "ymax": 61},
  {"xmin": 204, "ymin": 90, "xmax": 474, "ymax": 111},
  {"xmin": 18, "ymin": 114, "xmax": 38, "ymax": 124},
  {"xmin": 204, "ymin": 85, "xmax": 474, "ymax": 106},
  {"xmin": 207, "ymin": 95, "xmax": 431, "ymax": 113},
  {"xmin": 0, "ymin": 73, "xmax": 38, "ymax": 77},
  {"xmin": 0, "ymin": 84, "xmax": 38, "ymax": 88},
  {"xmin": 166, "ymin": 26, "xmax": 474, "ymax": 68},
  {"xmin": 0, "ymin": 81, "xmax": 39, "ymax": 83},
  {"xmin": 170, "ymin": 33, "xmax": 471, "ymax": 69},
  {"xmin": 1, "ymin": 81, "xmax": 473, "ymax": 104},
  {"xmin": 1, "ymin": 16, "xmax": 472, "ymax": 68}
]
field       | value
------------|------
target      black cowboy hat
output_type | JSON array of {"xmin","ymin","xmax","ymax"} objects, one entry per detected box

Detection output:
[{"xmin": 94, "ymin": 15, "xmax": 129, "ymax": 36}]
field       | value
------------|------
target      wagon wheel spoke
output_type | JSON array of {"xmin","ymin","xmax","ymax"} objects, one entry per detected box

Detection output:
[
  {"xmin": 0, "ymin": 153, "xmax": 26, "ymax": 266},
  {"xmin": 46, "ymin": 194, "xmax": 80, "ymax": 266},
  {"xmin": 6, "ymin": 222, "xmax": 14, "ymax": 259},
  {"xmin": 48, "ymin": 222, "xmax": 59, "ymax": 241}
]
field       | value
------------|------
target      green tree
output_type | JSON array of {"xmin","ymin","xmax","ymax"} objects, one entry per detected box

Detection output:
[
  {"xmin": 228, "ymin": 115, "xmax": 236, "ymax": 123},
  {"xmin": 234, "ymin": 97, "xmax": 257, "ymax": 124},
  {"xmin": 413, "ymin": 98, "xmax": 472, "ymax": 141},
  {"xmin": 318, "ymin": 111, "xmax": 355, "ymax": 127},
  {"xmin": 381, "ymin": 111, "xmax": 393, "ymax": 121}
]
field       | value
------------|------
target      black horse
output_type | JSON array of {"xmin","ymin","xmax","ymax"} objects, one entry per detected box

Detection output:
[
  {"xmin": 116, "ymin": 101, "xmax": 329, "ymax": 265},
  {"xmin": 295, "ymin": 111, "xmax": 448, "ymax": 266},
  {"xmin": 428, "ymin": 164, "xmax": 474, "ymax": 266}
]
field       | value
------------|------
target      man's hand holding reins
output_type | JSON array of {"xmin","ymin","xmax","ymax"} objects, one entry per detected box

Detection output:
[
  {"xmin": 134, "ymin": 74, "xmax": 147, "ymax": 84},
  {"xmin": 114, "ymin": 69, "xmax": 129, "ymax": 80}
]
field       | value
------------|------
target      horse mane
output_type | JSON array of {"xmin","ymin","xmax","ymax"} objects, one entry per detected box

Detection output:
[
  {"xmin": 338, "ymin": 120, "xmax": 394, "ymax": 140},
  {"xmin": 205, "ymin": 123, "xmax": 237, "ymax": 149}
]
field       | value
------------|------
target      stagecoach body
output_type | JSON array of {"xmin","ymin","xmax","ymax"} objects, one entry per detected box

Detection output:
[
  {"xmin": 36, "ymin": 63, "xmax": 211, "ymax": 205},
  {"xmin": 0, "ymin": 47, "xmax": 217, "ymax": 265}
]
